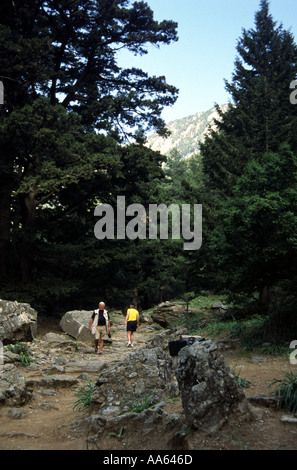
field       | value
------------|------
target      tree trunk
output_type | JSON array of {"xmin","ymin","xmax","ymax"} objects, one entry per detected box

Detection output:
[{"xmin": 259, "ymin": 285, "xmax": 272, "ymax": 313}]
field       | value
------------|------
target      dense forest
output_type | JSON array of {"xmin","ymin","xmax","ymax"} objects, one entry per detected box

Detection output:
[{"xmin": 1, "ymin": 0, "xmax": 297, "ymax": 339}]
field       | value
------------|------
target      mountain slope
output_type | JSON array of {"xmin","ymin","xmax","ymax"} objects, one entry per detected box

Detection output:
[{"xmin": 147, "ymin": 104, "xmax": 228, "ymax": 159}]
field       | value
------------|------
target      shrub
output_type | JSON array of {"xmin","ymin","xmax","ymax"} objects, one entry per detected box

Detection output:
[
  {"xmin": 269, "ymin": 372, "xmax": 297, "ymax": 414},
  {"xmin": 73, "ymin": 379, "xmax": 95, "ymax": 411},
  {"xmin": 6, "ymin": 342, "xmax": 34, "ymax": 367},
  {"xmin": 127, "ymin": 388, "xmax": 160, "ymax": 413}
]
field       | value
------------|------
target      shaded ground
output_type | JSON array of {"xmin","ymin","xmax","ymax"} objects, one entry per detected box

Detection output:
[{"xmin": 1, "ymin": 315, "xmax": 297, "ymax": 450}]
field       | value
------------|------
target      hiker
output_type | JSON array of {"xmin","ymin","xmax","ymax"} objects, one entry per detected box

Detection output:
[
  {"xmin": 124, "ymin": 302, "xmax": 139, "ymax": 347},
  {"xmin": 89, "ymin": 301, "xmax": 111, "ymax": 354}
]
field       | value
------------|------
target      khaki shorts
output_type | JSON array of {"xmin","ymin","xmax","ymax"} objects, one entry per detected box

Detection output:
[{"xmin": 95, "ymin": 325, "xmax": 106, "ymax": 340}]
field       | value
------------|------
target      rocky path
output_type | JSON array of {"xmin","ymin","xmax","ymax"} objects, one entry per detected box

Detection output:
[
  {"xmin": 1, "ymin": 314, "xmax": 297, "ymax": 450},
  {"xmin": 0, "ymin": 315, "xmax": 157, "ymax": 450}
]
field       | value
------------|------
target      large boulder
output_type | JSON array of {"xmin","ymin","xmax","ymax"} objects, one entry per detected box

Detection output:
[
  {"xmin": 151, "ymin": 302, "xmax": 186, "ymax": 328},
  {"xmin": 0, "ymin": 299, "xmax": 37, "ymax": 345},
  {"xmin": 175, "ymin": 339, "xmax": 251, "ymax": 433},
  {"xmin": 92, "ymin": 347, "xmax": 176, "ymax": 415},
  {"xmin": 60, "ymin": 310, "xmax": 93, "ymax": 343},
  {"xmin": 0, "ymin": 363, "xmax": 32, "ymax": 406}
]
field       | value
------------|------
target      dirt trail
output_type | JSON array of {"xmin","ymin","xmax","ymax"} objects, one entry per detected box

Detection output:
[
  {"xmin": 1, "ymin": 316, "xmax": 297, "ymax": 450},
  {"xmin": 0, "ymin": 317, "xmax": 156, "ymax": 450}
]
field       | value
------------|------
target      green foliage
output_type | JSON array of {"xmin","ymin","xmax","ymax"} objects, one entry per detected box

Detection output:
[
  {"xmin": 0, "ymin": 0, "xmax": 181, "ymax": 312},
  {"xmin": 201, "ymin": 0, "xmax": 297, "ymax": 195},
  {"xmin": 210, "ymin": 145, "xmax": 297, "ymax": 304},
  {"xmin": 199, "ymin": 0, "xmax": 297, "ymax": 314},
  {"xmin": 259, "ymin": 344, "xmax": 290, "ymax": 356},
  {"xmin": 108, "ymin": 427, "xmax": 124, "ymax": 439},
  {"xmin": 6, "ymin": 342, "xmax": 34, "ymax": 367},
  {"xmin": 19, "ymin": 351, "xmax": 34, "ymax": 367},
  {"xmin": 195, "ymin": 312, "xmax": 268, "ymax": 348},
  {"xmin": 6, "ymin": 342, "xmax": 29, "ymax": 355},
  {"xmin": 234, "ymin": 372, "xmax": 252, "ymax": 389},
  {"xmin": 269, "ymin": 373, "xmax": 297, "ymax": 414},
  {"xmin": 0, "ymin": 0, "xmax": 178, "ymax": 137},
  {"xmin": 126, "ymin": 388, "xmax": 160, "ymax": 413},
  {"xmin": 189, "ymin": 294, "xmax": 228, "ymax": 309},
  {"xmin": 1, "ymin": 0, "xmax": 297, "ymax": 341},
  {"xmin": 73, "ymin": 379, "xmax": 96, "ymax": 411}
]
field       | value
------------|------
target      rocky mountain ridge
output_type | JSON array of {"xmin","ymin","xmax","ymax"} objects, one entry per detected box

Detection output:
[{"xmin": 147, "ymin": 104, "xmax": 228, "ymax": 159}]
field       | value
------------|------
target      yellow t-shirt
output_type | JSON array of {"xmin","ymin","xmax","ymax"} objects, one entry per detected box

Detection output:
[{"xmin": 127, "ymin": 308, "xmax": 139, "ymax": 322}]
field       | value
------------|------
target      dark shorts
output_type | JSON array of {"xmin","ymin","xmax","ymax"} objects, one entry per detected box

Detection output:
[{"xmin": 127, "ymin": 320, "xmax": 137, "ymax": 332}]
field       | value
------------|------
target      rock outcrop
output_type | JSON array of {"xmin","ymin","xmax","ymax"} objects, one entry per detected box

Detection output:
[
  {"xmin": 146, "ymin": 104, "xmax": 228, "ymax": 159},
  {"xmin": 0, "ymin": 364, "xmax": 32, "ymax": 406},
  {"xmin": 0, "ymin": 299, "xmax": 37, "ymax": 345},
  {"xmin": 92, "ymin": 346, "xmax": 177, "ymax": 415},
  {"xmin": 151, "ymin": 302, "xmax": 186, "ymax": 328},
  {"xmin": 83, "ymin": 404, "xmax": 183, "ymax": 450},
  {"xmin": 175, "ymin": 339, "xmax": 251, "ymax": 433}
]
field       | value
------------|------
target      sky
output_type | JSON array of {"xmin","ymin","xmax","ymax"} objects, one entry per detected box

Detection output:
[{"xmin": 118, "ymin": 0, "xmax": 297, "ymax": 123}]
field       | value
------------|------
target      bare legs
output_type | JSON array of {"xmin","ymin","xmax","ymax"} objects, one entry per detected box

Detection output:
[
  {"xmin": 127, "ymin": 330, "xmax": 134, "ymax": 346},
  {"xmin": 94, "ymin": 337, "xmax": 104, "ymax": 354}
]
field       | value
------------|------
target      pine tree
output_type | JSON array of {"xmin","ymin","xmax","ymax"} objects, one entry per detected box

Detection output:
[
  {"xmin": 0, "ymin": 0, "xmax": 178, "ymax": 286},
  {"xmin": 201, "ymin": 0, "xmax": 297, "ymax": 196},
  {"xmin": 213, "ymin": 144, "xmax": 297, "ymax": 317},
  {"xmin": 199, "ymin": 1, "xmax": 297, "ymax": 311}
]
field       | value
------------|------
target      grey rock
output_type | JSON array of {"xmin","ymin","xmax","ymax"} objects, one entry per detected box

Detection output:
[
  {"xmin": 84, "ymin": 406, "xmax": 183, "ymax": 449},
  {"xmin": 210, "ymin": 302, "xmax": 229, "ymax": 311},
  {"xmin": 26, "ymin": 374, "xmax": 79, "ymax": 389},
  {"xmin": 66, "ymin": 359, "xmax": 108, "ymax": 373},
  {"xmin": 0, "ymin": 364, "xmax": 32, "ymax": 406},
  {"xmin": 60, "ymin": 310, "xmax": 93, "ymax": 343},
  {"xmin": 175, "ymin": 340, "xmax": 250, "ymax": 433},
  {"xmin": 0, "ymin": 299, "xmax": 37, "ymax": 344},
  {"xmin": 247, "ymin": 394, "xmax": 278, "ymax": 408},
  {"xmin": 92, "ymin": 347, "xmax": 175, "ymax": 413},
  {"xmin": 151, "ymin": 302, "xmax": 186, "ymax": 328},
  {"xmin": 3, "ymin": 350, "xmax": 20, "ymax": 364},
  {"xmin": 7, "ymin": 408, "xmax": 28, "ymax": 419},
  {"xmin": 281, "ymin": 415, "xmax": 297, "ymax": 424}
]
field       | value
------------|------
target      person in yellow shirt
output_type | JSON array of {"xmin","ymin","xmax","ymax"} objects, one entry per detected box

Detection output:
[{"xmin": 124, "ymin": 302, "xmax": 139, "ymax": 347}]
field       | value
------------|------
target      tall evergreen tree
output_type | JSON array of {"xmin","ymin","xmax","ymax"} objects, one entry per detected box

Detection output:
[
  {"xmin": 0, "ymin": 0, "xmax": 178, "ymax": 135},
  {"xmin": 211, "ymin": 145, "xmax": 297, "ymax": 310},
  {"xmin": 199, "ymin": 1, "xmax": 297, "ymax": 311},
  {"xmin": 0, "ymin": 0, "xmax": 178, "ymax": 288},
  {"xmin": 201, "ymin": 0, "xmax": 297, "ymax": 196}
]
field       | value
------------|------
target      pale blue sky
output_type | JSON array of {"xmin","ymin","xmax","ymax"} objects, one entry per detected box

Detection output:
[{"xmin": 118, "ymin": 0, "xmax": 297, "ymax": 123}]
